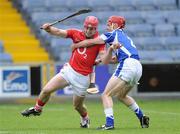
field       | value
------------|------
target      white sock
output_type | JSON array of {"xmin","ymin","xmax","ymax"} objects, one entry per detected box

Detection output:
[
  {"xmin": 104, "ymin": 108, "xmax": 113, "ymax": 117},
  {"xmin": 128, "ymin": 102, "xmax": 139, "ymax": 111}
]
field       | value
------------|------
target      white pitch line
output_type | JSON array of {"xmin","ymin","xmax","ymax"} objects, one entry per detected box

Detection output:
[
  {"xmin": 0, "ymin": 131, "xmax": 10, "ymax": 134},
  {"xmin": 0, "ymin": 131, "xmax": 45, "ymax": 134},
  {"xmin": 145, "ymin": 110, "xmax": 180, "ymax": 116},
  {"xmin": 0, "ymin": 106, "xmax": 65, "ymax": 111}
]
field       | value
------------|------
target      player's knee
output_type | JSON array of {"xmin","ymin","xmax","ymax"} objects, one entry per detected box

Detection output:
[
  {"xmin": 101, "ymin": 92, "xmax": 110, "ymax": 100},
  {"xmin": 101, "ymin": 92, "xmax": 106, "ymax": 99},
  {"xmin": 117, "ymin": 94, "xmax": 126, "ymax": 101},
  {"xmin": 74, "ymin": 104, "xmax": 81, "ymax": 111}
]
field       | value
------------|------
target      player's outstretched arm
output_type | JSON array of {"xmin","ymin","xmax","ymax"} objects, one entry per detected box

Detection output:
[
  {"xmin": 41, "ymin": 23, "xmax": 67, "ymax": 38},
  {"xmin": 101, "ymin": 46, "xmax": 113, "ymax": 64},
  {"xmin": 102, "ymin": 43, "xmax": 120, "ymax": 64},
  {"xmin": 71, "ymin": 37, "xmax": 105, "ymax": 51}
]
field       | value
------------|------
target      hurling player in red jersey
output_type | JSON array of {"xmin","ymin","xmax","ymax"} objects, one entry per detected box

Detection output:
[{"xmin": 21, "ymin": 16, "xmax": 105, "ymax": 128}]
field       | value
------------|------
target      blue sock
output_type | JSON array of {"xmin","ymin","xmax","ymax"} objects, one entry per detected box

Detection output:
[
  {"xmin": 135, "ymin": 108, "xmax": 144, "ymax": 119},
  {"xmin": 129, "ymin": 102, "xmax": 144, "ymax": 120},
  {"xmin": 106, "ymin": 116, "xmax": 114, "ymax": 126}
]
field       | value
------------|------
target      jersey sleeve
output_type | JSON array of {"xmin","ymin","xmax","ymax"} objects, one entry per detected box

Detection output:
[
  {"xmin": 100, "ymin": 31, "xmax": 115, "ymax": 44},
  {"xmin": 66, "ymin": 29, "xmax": 77, "ymax": 38}
]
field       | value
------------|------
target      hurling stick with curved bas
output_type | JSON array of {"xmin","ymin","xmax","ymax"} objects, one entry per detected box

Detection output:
[{"xmin": 40, "ymin": 8, "xmax": 92, "ymax": 29}]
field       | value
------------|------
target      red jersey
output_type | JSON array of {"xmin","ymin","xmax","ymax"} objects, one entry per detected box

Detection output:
[{"xmin": 66, "ymin": 29, "xmax": 105, "ymax": 75}]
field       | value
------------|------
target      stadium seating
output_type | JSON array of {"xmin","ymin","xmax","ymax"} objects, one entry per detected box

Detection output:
[
  {"xmin": 66, "ymin": 0, "xmax": 89, "ymax": 10},
  {"xmin": 141, "ymin": 11, "xmax": 166, "ymax": 24},
  {"xmin": 50, "ymin": 38, "xmax": 72, "ymax": 60},
  {"xmin": 126, "ymin": 24, "xmax": 154, "ymax": 37},
  {"xmin": 0, "ymin": 53, "xmax": 13, "ymax": 64},
  {"xmin": 133, "ymin": 37, "xmax": 164, "ymax": 50},
  {"xmin": 0, "ymin": 41, "xmax": 3, "ymax": 53},
  {"xmin": 21, "ymin": 0, "xmax": 47, "ymax": 13},
  {"xmin": 152, "ymin": 51, "xmax": 174, "ymax": 62},
  {"xmin": 164, "ymin": 10, "xmax": 180, "ymax": 25},
  {"xmin": 155, "ymin": 24, "xmax": 176, "ymax": 37},
  {"xmin": 59, "ymin": 51, "xmax": 71, "ymax": 62},
  {"xmin": 153, "ymin": 0, "xmax": 177, "ymax": 10},
  {"xmin": 12, "ymin": 0, "xmax": 180, "ymax": 62},
  {"xmin": 169, "ymin": 50, "xmax": 180, "ymax": 61},
  {"xmin": 132, "ymin": 0, "xmax": 156, "ymax": 11},
  {"xmin": 139, "ymin": 50, "xmax": 173, "ymax": 63},
  {"xmin": 160, "ymin": 36, "xmax": 180, "ymax": 50},
  {"xmin": 177, "ymin": 24, "xmax": 180, "ymax": 36},
  {"xmin": 46, "ymin": 0, "xmax": 69, "ymax": 12},
  {"xmin": 110, "ymin": 0, "xmax": 135, "ymax": 11},
  {"xmin": 88, "ymin": 0, "xmax": 112, "ymax": 11}
]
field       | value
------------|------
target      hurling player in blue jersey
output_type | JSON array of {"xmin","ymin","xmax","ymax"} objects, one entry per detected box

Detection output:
[{"xmin": 71, "ymin": 16, "xmax": 149, "ymax": 130}]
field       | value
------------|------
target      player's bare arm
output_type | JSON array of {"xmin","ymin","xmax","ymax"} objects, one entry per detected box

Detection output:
[
  {"xmin": 41, "ymin": 23, "xmax": 67, "ymax": 38},
  {"xmin": 102, "ymin": 43, "xmax": 120, "ymax": 64},
  {"xmin": 101, "ymin": 46, "xmax": 113, "ymax": 64},
  {"xmin": 71, "ymin": 37, "xmax": 105, "ymax": 51}
]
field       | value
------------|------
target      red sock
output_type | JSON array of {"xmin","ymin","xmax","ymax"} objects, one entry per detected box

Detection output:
[
  {"xmin": 34, "ymin": 99, "xmax": 45, "ymax": 111},
  {"xmin": 81, "ymin": 112, "xmax": 88, "ymax": 118}
]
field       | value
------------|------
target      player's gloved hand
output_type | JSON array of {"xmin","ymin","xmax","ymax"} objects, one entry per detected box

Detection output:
[{"xmin": 41, "ymin": 23, "xmax": 51, "ymax": 32}]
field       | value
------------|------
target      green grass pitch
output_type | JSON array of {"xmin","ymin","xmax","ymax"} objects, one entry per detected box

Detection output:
[{"xmin": 0, "ymin": 99, "xmax": 180, "ymax": 134}]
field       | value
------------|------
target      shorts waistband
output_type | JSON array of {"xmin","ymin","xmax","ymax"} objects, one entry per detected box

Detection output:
[
  {"xmin": 130, "ymin": 55, "xmax": 140, "ymax": 60},
  {"xmin": 66, "ymin": 63, "xmax": 89, "ymax": 77}
]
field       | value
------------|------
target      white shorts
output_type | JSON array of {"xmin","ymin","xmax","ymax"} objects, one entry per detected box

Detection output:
[
  {"xmin": 113, "ymin": 58, "xmax": 142, "ymax": 86},
  {"xmin": 59, "ymin": 63, "xmax": 90, "ymax": 96}
]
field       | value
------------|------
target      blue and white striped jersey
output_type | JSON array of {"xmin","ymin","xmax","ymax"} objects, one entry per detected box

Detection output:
[{"xmin": 100, "ymin": 29, "xmax": 140, "ymax": 62}]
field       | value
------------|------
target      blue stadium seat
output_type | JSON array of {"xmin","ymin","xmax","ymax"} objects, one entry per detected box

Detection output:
[
  {"xmin": 31, "ymin": 12, "xmax": 74, "ymax": 28},
  {"xmin": 0, "ymin": 53, "xmax": 13, "ymax": 63},
  {"xmin": 0, "ymin": 41, "xmax": 4, "ymax": 53},
  {"xmin": 66, "ymin": 0, "xmax": 89, "ymax": 10},
  {"xmin": 50, "ymin": 38, "xmax": 72, "ymax": 60},
  {"xmin": 138, "ymin": 50, "xmax": 157, "ymax": 62},
  {"xmin": 59, "ymin": 51, "xmax": 71, "ymax": 62},
  {"xmin": 21, "ymin": 0, "xmax": 47, "ymax": 13},
  {"xmin": 164, "ymin": 10, "xmax": 180, "ymax": 25},
  {"xmin": 97, "ymin": 11, "xmax": 144, "ymax": 24},
  {"xmin": 141, "ymin": 11, "xmax": 166, "ymax": 24},
  {"xmin": 88, "ymin": 0, "xmax": 112, "ymax": 11},
  {"xmin": 160, "ymin": 36, "xmax": 180, "ymax": 50},
  {"xmin": 98, "ymin": 24, "xmax": 107, "ymax": 34},
  {"xmin": 126, "ymin": 24, "xmax": 154, "ymax": 37},
  {"xmin": 110, "ymin": 0, "xmax": 135, "ymax": 11},
  {"xmin": 152, "ymin": 51, "xmax": 173, "ymax": 62},
  {"xmin": 132, "ymin": 0, "xmax": 157, "ymax": 10},
  {"xmin": 177, "ymin": 24, "xmax": 180, "ymax": 36},
  {"xmin": 46, "ymin": 0, "xmax": 69, "ymax": 12},
  {"xmin": 153, "ymin": 0, "xmax": 177, "ymax": 10},
  {"xmin": 169, "ymin": 50, "xmax": 180, "ymax": 62},
  {"xmin": 155, "ymin": 24, "xmax": 176, "ymax": 37},
  {"xmin": 97, "ymin": 11, "xmax": 120, "ymax": 24},
  {"xmin": 31, "ymin": 12, "xmax": 77, "ymax": 29},
  {"xmin": 133, "ymin": 37, "xmax": 164, "ymax": 50},
  {"xmin": 130, "ymin": 37, "xmax": 144, "ymax": 50},
  {"xmin": 120, "ymin": 11, "xmax": 144, "ymax": 24},
  {"xmin": 139, "ymin": 50, "xmax": 173, "ymax": 63}
]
